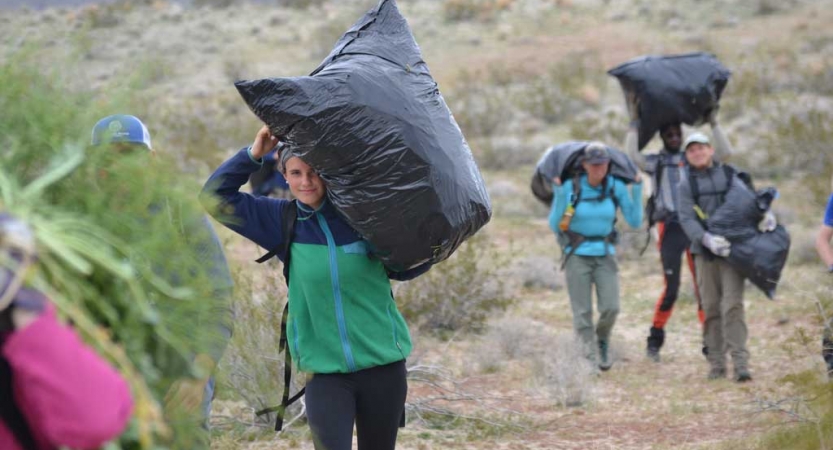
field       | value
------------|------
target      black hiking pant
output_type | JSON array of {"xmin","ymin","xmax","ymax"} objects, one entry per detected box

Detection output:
[
  {"xmin": 306, "ymin": 360, "xmax": 407, "ymax": 450},
  {"xmin": 648, "ymin": 221, "xmax": 704, "ymax": 349}
]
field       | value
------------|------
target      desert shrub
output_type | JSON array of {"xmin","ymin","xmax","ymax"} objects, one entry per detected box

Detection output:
[
  {"xmin": 510, "ymin": 255, "xmax": 561, "ymax": 291},
  {"xmin": 442, "ymin": 0, "xmax": 515, "ymax": 22},
  {"xmin": 280, "ymin": 0, "xmax": 329, "ymax": 8},
  {"xmin": 447, "ymin": 53, "xmax": 606, "ymax": 142},
  {"xmin": 474, "ymin": 135, "xmax": 547, "ymax": 171},
  {"xmin": 193, "ymin": 0, "xmax": 239, "ymax": 8},
  {"xmin": 717, "ymin": 273, "xmax": 833, "ymax": 449},
  {"xmin": 216, "ymin": 263, "xmax": 307, "ymax": 427},
  {"xmin": 753, "ymin": 104, "xmax": 833, "ymax": 202},
  {"xmin": 514, "ymin": 53, "xmax": 606, "ymax": 124},
  {"xmin": 306, "ymin": 2, "xmax": 370, "ymax": 60},
  {"xmin": 393, "ymin": 235, "xmax": 513, "ymax": 337},
  {"xmin": 719, "ymin": 53, "xmax": 785, "ymax": 121},
  {"xmin": 531, "ymin": 333, "xmax": 596, "ymax": 407},
  {"xmin": 567, "ymin": 107, "xmax": 629, "ymax": 147},
  {"xmin": 471, "ymin": 317, "xmax": 551, "ymax": 373},
  {"xmin": 787, "ymin": 227, "xmax": 823, "ymax": 267},
  {"xmin": 445, "ymin": 68, "xmax": 516, "ymax": 139},
  {"xmin": 148, "ymin": 95, "xmax": 254, "ymax": 174}
]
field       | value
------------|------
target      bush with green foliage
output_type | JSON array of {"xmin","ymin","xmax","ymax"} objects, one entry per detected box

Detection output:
[{"xmin": 0, "ymin": 56, "xmax": 233, "ymax": 449}]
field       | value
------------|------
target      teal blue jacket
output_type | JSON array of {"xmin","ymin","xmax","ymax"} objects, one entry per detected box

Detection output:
[{"xmin": 548, "ymin": 175, "xmax": 643, "ymax": 256}]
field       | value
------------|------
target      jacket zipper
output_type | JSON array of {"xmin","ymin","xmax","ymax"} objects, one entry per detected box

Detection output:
[
  {"xmin": 315, "ymin": 213, "xmax": 357, "ymax": 372},
  {"xmin": 292, "ymin": 318, "xmax": 301, "ymax": 366},
  {"xmin": 387, "ymin": 303, "xmax": 404, "ymax": 358}
]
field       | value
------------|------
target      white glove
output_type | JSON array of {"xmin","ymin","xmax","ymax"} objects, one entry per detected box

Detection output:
[
  {"xmin": 758, "ymin": 211, "xmax": 777, "ymax": 232},
  {"xmin": 702, "ymin": 232, "xmax": 731, "ymax": 257}
]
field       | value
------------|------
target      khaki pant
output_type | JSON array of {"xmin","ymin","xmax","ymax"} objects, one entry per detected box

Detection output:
[
  {"xmin": 565, "ymin": 255, "xmax": 620, "ymax": 354},
  {"xmin": 695, "ymin": 255, "xmax": 748, "ymax": 371}
]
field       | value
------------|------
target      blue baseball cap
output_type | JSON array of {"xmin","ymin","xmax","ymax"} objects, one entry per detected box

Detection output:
[{"xmin": 91, "ymin": 115, "xmax": 152, "ymax": 150}]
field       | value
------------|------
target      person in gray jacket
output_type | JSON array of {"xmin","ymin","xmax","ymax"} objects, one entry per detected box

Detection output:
[
  {"xmin": 624, "ymin": 98, "xmax": 734, "ymax": 362},
  {"xmin": 677, "ymin": 132, "xmax": 754, "ymax": 382}
]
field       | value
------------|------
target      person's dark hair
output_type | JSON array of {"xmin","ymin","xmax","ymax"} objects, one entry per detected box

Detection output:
[
  {"xmin": 659, "ymin": 122, "xmax": 681, "ymax": 135},
  {"xmin": 659, "ymin": 122, "xmax": 683, "ymax": 152}
]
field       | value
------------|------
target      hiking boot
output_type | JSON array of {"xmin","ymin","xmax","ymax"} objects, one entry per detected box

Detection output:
[
  {"xmin": 646, "ymin": 346, "xmax": 660, "ymax": 363},
  {"xmin": 646, "ymin": 326, "xmax": 664, "ymax": 361},
  {"xmin": 707, "ymin": 367, "xmax": 727, "ymax": 380},
  {"xmin": 735, "ymin": 369, "xmax": 752, "ymax": 383},
  {"xmin": 598, "ymin": 340, "xmax": 612, "ymax": 371}
]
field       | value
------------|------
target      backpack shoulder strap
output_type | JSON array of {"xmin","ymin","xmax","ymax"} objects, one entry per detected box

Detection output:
[
  {"xmin": 687, "ymin": 165, "xmax": 700, "ymax": 206},
  {"xmin": 253, "ymin": 200, "xmax": 303, "ymax": 432},
  {"xmin": 571, "ymin": 173, "xmax": 582, "ymax": 208},
  {"xmin": 255, "ymin": 200, "xmax": 298, "ymax": 279},
  {"xmin": 606, "ymin": 176, "xmax": 619, "ymax": 209}
]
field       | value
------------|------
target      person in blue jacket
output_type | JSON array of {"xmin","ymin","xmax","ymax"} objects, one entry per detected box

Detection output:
[
  {"xmin": 90, "ymin": 115, "xmax": 235, "ymax": 447},
  {"xmin": 549, "ymin": 142, "xmax": 643, "ymax": 371},
  {"xmin": 201, "ymin": 125, "xmax": 431, "ymax": 450},
  {"xmin": 815, "ymin": 175, "xmax": 833, "ymax": 378}
]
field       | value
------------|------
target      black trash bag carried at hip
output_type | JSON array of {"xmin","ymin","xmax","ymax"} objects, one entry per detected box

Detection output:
[
  {"xmin": 707, "ymin": 182, "xmax": 790, "ymax": 299},
  {"xmin": 530, "ymin": 141, "xmax": 640, "ymax": 205},
  {"xmin": 608, "ymin": 52, "xmax": 731, "ymax": 150},
  {"xmin": 234, "ymin": 0, "xmax": 491, "ymax": 271}
]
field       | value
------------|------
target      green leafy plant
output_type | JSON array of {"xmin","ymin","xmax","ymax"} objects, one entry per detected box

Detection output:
[{"xmin": 0, "ymin": 56, "xmax": 232, "ymax": 449}]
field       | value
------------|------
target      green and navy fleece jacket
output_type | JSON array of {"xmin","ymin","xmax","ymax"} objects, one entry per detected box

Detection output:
[
  {"xmin": 548, "ymin": 175, "xmax": 643, "ymax": 256},
  {"xmin": 201, "ymin": 148, "xmax": 430, "ymax": 374}
]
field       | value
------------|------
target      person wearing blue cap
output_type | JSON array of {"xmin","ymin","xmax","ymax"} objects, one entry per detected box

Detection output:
[
  {"xmin": 91, "ymin": 114, "xmax": 235, "ymax": 447},
  {"xmin": 90, "ymin": 114, "xmax": 154, "ymax": 154}
]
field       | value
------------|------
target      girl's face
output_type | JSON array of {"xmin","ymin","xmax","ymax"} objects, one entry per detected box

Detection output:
[
  {"xmin": 582, "ymin": 161, "xmax": 610, "ymax": 186},
  {"xmin": 283, "ymin": 156, "xmax": 326, "ymax": 208}
]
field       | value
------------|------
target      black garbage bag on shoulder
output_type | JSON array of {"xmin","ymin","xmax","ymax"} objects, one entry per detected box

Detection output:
[
  {"xmin": 608, "ymin": 53, "xmax": 731, "ymax": 150},
  {"xmin": 530, "ymin": 141, "xmax": 640, "ymax": 205},
  {"xmin": 234, "ymin": 0, "xmax": 491, "ymax": 271},
  {"xmin": 707, "ymin": 181, "xmax": 790, "ymax": 299}
]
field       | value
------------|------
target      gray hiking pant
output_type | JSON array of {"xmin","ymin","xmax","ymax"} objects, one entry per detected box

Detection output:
[
  {"xmin": 565, "ymin": 255, "xmax": 620, "ymax": 353},
  {"xmin": 695, "ymin": 255, "xmax": 748, "ymax": 371}
]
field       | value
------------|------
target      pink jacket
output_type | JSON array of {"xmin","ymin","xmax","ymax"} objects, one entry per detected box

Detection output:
[{"xmin": 0, "ymin": 304, "xmax": 134, "ymax": 450}]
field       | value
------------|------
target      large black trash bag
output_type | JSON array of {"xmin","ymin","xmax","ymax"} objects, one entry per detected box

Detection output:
[
  {"xmin": 708, "ymin": 181, "xmax": 790, "ymax": 299},
  {"xmin": 530, "ymin": 141, "xmax": 639, "ymax": 205},
  {"xmin": 608, "ymin": 53, "xmax": 731, "ymax": 150},
  {"xmin": 234, "ymin": 0, "xmax": 491, "ymax": 271}
]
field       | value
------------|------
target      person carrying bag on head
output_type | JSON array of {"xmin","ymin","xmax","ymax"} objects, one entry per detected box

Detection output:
[
  {"xmin": 549, "ymin": 142, "xmax": 643, "ymax": 372},
  {"xmin": 201, "ymin": 125, "xmax": 431, "ymax": 450}
]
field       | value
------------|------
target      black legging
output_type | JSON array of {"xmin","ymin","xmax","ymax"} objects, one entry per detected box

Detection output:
[
  {"xmin": 305, "ymin": 360, "xmax": 407, "ymax": 450},
  {"xmin": 651, "ymin": 221, "xmax": 703, "ymax": 329}
]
